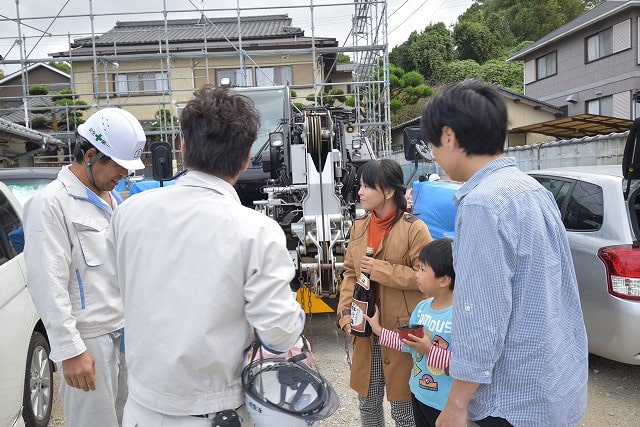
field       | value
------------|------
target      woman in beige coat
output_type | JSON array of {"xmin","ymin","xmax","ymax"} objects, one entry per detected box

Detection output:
[{"xmin": 337, "ymin": 159, "xmax": 432, "ymax": 427}]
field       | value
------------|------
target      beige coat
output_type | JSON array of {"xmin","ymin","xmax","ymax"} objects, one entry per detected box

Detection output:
[{"xmin": 337, "ymin": 212, "xmax": 432, "ymax": 401}]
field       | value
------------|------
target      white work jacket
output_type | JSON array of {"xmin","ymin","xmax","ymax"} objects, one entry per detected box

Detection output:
[
  {"xmin": 23, "ymin": 165, "xmax": 124, "ymax": 363},
  {"xmin": 106, "ymin": 170, "xmax": 305, "ymax": 416}
]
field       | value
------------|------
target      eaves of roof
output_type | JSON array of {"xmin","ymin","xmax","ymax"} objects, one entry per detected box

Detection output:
[
  {"xmin": 493, "ymin": 84, "xmax": 565, "ymax": 116},
  {"xmin": 507, "ymin": 0, "xmax": 638, "ymax": 62},
  {"xmin": 53, "ymin": 36, "xmax": 337, "ymax": 57},
  {"xmin": 511, "ymin": 113, "xmax": 634, "ymax": 138},
  {"xmin": 0, "ymin": 63, "xmax": 70, "ymax": 86},
  {"xmin": 391, "ymin": 117, "xmax": 420, "ymax": 131},
  {"xmin": 0, "ymin": 116, "xmax": 64, "ymax": 145}
]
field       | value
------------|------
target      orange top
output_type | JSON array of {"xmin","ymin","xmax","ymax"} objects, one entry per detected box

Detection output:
[{"xmin": 367, "ymin": 207, "xmax": 398, "ymax": 253}]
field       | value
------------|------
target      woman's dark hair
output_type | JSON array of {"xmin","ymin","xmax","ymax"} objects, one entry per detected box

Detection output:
[
  {"xmin": 419, "ymin": 238, "xmax": 455, "ymax": 290},
  {"xmin": 358, "ymin": 159, "xmax": 407, "ymax": 222},
  {"xmin": 421, "ymin": 79, "xmax": 507, "ymax": 156},
  {"xmin": 180, "ymin": 85, "xmax": 260, "ymax": 178}
]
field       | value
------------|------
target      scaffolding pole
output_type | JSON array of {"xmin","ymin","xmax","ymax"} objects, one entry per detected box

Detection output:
[{"xmin": 1, "ymin": 0, "xmax": 391, "ymax": 161}]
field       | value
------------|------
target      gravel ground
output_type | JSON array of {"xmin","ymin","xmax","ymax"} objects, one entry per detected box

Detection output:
[{"xmin": 50, "ymin": 313, "xmax": 640, "ymax": 426}]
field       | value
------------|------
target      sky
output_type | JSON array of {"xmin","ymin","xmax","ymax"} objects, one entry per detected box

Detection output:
[{"xmin": 0, "ymin": 0, "xmax": 474, "ymax": 76}]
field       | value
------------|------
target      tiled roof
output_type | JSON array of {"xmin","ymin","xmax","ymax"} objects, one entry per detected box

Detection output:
[
  {"xmin": 73, "ymin": 15, "xmax": 300, "ymax": 46},
  {"xmin": 508, "ymin": 0, "xmax": 637, "ymax": 61},
  {"xmin": 0, "ymin": 96, "xmax": 61, "ymax": 125},
  {"xmin": 336, "ymin": 63, "xmax": 356, "ymax": 72},
  {"xmin": 51, "ymin": 14, "xmax": 336, "ymax": 57},
  {"xmin": 0, "ymin": 116, "xmax": 64, "ymax": 145}
]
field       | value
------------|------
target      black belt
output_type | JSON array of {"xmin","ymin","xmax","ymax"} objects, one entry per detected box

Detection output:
[{"xmin": 191, "ymin": 408, "xmax": 241, "ymax": 426}]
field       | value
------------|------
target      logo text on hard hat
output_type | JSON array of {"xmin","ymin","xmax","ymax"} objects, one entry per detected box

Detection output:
[
  {"xmin": 89, "ymin": 127, "xmax": 110, "ymax": 147},
  {"xmin": 134, "ymin": 148, "xmax": 142, "ymax": 159}
]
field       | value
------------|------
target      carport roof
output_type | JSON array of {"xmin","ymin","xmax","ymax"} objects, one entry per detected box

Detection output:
[{"xmin": 511, "ymin": 114, "xmax": 634, "ymax": 139}]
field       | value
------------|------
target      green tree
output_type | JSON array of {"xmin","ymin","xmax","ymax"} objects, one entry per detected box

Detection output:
[
  {"xmin": 386, "ymin": 67, "xmax": 433, "ymax": 121},
  {"xmin": 323, "ymin": 88, "xmax": 346, "ymax": 106},
  {"xmin": 28, "ymin": 85, "xmax": 49, "ymax": 95},
  {"xmin": 337, "ymin": 53, "xmax": 351, "ymax": 63},
  {"xmin": 28, "ymin": 88, "xmax": 87, "ymax": 131},
  {"xmin": 439, "ymin": 60, "xmax": 483, "ymax": 85},
  {"xmin": 480, "ymin": 59, "xmax": 523, "ymax": 92},
  {"xmin": 389, "ymin": 32, "xmax": 420, "ymax": 73},
  {"xmin": 410, "ymin": 23, "xmax": 456, "ymax": 84},
  {"xmin": 453, "ymin": 21, "xmax": 502, "ymax": 64},
  {"xmin": 483, "ymin": 0, "xmax": 588, "ymax": 43},
  {"xmin": 48, "ymin": 61, "xmax": 71, "ymax": 74},
  {"xmin": 387, "ymin": 67, "xmax": 433, "ymax": 108},
  {"xmin": 54, "ymin": 97, "xmax": 88, "ymax": 130},
  {"xmin": 148, "ymin": 108, "xmax": 179, "ymax": 141},
  {"xmin": 389, "ymin": 23, "xmax": 456, "ymax": 85},
  {"xmin": 389, "ymin": 0, "xmax": 596, "ymax": 93}
]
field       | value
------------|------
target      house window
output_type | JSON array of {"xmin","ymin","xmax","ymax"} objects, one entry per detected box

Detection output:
[
  {"xmin": 115, "ymin": 72, "xmax": 168, "ymax": 95},
  {"xmin": 255, "ymin": 66, "xmax": 293, "ymax": 86},
  {"xmin": 587, "ymin": 28, "xmax": 613, "ymax": 62},
  {"xmin": 536, "ymin": 52, "xmax": 557, "ymax": 79},
  {"xmin": 587, "ymin": 96, "xmax": 613, "ymax": 116},
  {"xmin": 216, "ymin": 68, "xmax": 254, "ymax": 87}
]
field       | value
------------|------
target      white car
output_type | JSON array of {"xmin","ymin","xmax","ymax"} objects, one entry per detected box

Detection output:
[
  {"xmin": 529, "ymin": 165, "xmax": 640, "ymax": 365},
  {"xmin": 0, "ymin": 181, "xmax": 53, "ymax": 427}
]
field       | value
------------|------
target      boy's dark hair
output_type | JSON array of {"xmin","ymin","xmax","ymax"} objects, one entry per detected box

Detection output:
[
  {"xmin": 358, "ymin": 159, "xmax": 407, "ymax": 222},
  {"xmin": 421, "ymin": 79, "xmax": 507, "ymax": 156},
  {"xmin": 419, "ymin": 238, "xmax": 455, "ymax": 290},
  {"xmin": 180, "ymin": 85, "xmax": 260, "ymax": 178}
]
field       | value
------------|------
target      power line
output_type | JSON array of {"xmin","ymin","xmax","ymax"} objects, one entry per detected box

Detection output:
[
  {"xmin": 388, "ymin": 0, "xmax": 410, "ymax": 20},
  {"xmin": 389, "ymin": 0, "xmax": 432, "ymax": 35}
]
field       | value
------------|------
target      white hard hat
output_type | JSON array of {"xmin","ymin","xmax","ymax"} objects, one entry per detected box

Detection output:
[
  {"xmin": 428, "ymin": 173, "xmax": 441, "ymax": 181},
  {"xmin": 242, "ymin": 347, "xmax": 339, "ymax": 426},
  {"xmin": 77, "ymin": 108, "xmax": 146, "ymax": 170}
]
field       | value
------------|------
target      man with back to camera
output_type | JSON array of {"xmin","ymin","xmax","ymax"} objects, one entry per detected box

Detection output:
[
  {"xmin": 23, "ymin": 107, "xmax": 147, "ymax": 426},
  {"xmin": 106, "ymin": 85, "xmax": 306, "ymax": 426},
  {"xmin": 420, "ymin": 79, "xmax": 588, "ymax": 427}
]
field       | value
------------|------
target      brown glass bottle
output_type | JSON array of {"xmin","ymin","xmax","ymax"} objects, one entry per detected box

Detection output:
[{"xmin": 350, "ymin": 246, "xmax": 375, "ymax": 337}]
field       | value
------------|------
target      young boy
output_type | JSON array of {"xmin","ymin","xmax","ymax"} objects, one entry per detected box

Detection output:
[{"xmin": 365, "ymin": 238, "xmax": 454, "ymax": 427}]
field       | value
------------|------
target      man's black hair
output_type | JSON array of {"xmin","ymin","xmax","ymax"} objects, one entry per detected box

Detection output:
[{"xmin": 421, "ymin": 79, "xmax": 508, "ymax": 156}]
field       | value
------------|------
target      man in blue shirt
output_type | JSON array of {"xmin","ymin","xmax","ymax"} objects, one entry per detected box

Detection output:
[{"xmin": 420, "ymin": 79, "xmax": 588, "ymax": 427}]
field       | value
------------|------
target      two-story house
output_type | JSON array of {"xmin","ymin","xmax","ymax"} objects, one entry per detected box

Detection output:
[
  {"xmin": 50, "ymin": 14, "xmax": 338, "ymax": 125},
  {"xmin": 508, "ymin": 0, "xmax": 640, "ymax": 121}
]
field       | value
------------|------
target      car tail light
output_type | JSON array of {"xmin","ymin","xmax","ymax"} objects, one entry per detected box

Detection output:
[{"xmin": 597, "ymin": 244, "xmax": 640, "ymax": 301}]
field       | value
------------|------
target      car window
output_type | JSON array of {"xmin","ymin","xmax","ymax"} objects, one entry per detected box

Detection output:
[
  {"xmin": 534, "ymin": 176, "xmax": 573, "ymax": 211},
  {"xmin": 564, "ymin": 181, "xmax": 603, "ymax": 231},
  {"xmin": 0, "ymin": 191, "xmax": 23, "ymax": 265},
  {"xmin": 3, "ymin": 178, "xmax": 53, "ymax": 205}
]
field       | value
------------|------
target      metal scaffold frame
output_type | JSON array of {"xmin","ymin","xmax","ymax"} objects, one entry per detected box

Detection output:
[{"xmin": 0, "ymin": 0, "xmax": 391, "ymax": 166}]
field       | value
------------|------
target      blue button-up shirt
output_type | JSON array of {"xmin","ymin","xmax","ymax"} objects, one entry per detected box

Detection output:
[{"xmin": 450, "ymin": 157, "xmax": 588, "ymax": 426}]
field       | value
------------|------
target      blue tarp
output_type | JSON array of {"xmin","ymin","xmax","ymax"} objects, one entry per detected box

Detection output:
[
  {"xmin": 128, "ymin": 179, "xmax": 177, "ymax": 195},
  {"xmin": 411, "ymin": 180, "xmax": 460, "ymax": 239}
]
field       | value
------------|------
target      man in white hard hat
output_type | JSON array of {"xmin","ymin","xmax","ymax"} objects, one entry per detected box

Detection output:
[{"xmin": 23, "ymin": 108, "xmax": 147, "ymax": 427}]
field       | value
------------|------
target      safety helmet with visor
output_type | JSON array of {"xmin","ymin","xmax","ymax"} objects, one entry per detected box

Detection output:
[
  {"xmin": 77, "ymin": 108, "xmax": 146, "ymax": 170},
  {"xmin": 242, "ymin": 338, "xmax": 339, "ymax": 426}
]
